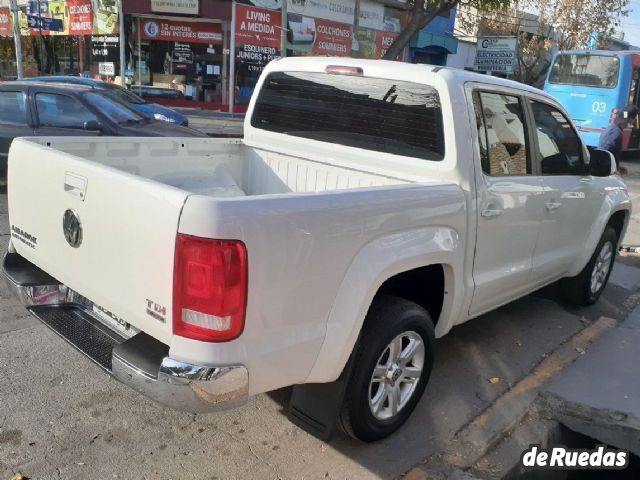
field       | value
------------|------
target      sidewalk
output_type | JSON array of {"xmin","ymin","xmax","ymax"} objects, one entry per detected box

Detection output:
[{"xmin": 176, "ymin": 108, "xmax": 244, "ymax": 137}]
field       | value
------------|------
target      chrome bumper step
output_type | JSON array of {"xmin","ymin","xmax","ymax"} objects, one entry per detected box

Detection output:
[{"xmin": 31, "ymin": 305, "xmax": 126, "ymax": 371}]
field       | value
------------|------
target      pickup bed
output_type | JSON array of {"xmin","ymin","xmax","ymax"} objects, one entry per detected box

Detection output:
[{"xmin": 3, "ymin": 57, "xmax": 632, "ymax": 441}]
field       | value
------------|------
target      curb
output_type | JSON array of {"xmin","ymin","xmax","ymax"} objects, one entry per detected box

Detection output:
[{"xmin": 401, "ymin": 315, "xmax": 618, "ymax": 479}]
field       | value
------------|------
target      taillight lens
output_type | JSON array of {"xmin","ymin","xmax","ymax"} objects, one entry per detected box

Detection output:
[{"xmin": 173, "ymin": 234, "xmax": 247, "ymax": 342}]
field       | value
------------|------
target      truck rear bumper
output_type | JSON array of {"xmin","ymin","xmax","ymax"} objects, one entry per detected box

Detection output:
[{"xmin": 2, "ymin": 251, "xmax": 248, "ymax": 413}]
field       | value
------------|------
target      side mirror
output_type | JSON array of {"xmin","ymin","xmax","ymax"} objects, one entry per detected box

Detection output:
[
  {"xmin": 83, "ymin": 120, "xmax": 103, "ymax": 132},
  {"xmin": 589, "ymin": 148, "xmax": 616, "ymax": 177}
]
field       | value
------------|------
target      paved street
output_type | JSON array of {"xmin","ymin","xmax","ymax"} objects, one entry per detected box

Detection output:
[{"xmin": 1, "ymin": 160, "xmax": 640, "ymax": 480}]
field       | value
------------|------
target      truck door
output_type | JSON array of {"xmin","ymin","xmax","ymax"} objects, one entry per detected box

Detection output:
[
  {"xmin": 527, "ymin": 99, "xmax": 605, "ymax": 283},
  {"xmin": 469, "ymin": 90, "xmax": 545, "ymax": 316}
]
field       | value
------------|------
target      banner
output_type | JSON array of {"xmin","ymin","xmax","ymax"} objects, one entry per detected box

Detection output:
[
  {"xmin": 235, "ymin": 3, "xmax": 281, "ymax": 49},
  {"xmin": 140, "ymin": 18, "xmax": 223, "ymax": 44},
  {"xmin": 92, "ymin": 0, "xmax": 118, "ymax": 35},
  {"xmin": 311, "ymin": 18, "xmax": 351, "ymax": 56},
  {"xmin": 68, "ymin": 0, "xmax": 93, "ymax": 35},
  {"xmin": 151, "ymin": 0, "xmax": 199, "ymax": 16},
  {"xmin": 358, "ymin": 0, "xmax": 384, "ymax": 30},
  {"xmin": 286, "ymin": 0, "xmax": 355, "ymax": 24},
  {"xmin": 0, "ymin": 7, "xmax": 12, "ymax": 37}
]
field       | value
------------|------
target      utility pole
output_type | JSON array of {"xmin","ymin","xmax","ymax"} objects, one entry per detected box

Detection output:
[
  {"xmin": 118, "ymin": 0, "xmax": 126, "ymax": 87},
  {"xmin": 9, "ymin": 0, "xmax": 23, "ymax": 79},
  {"xmin": 36, "ymin": 0, "xmax": 45, "ymax": 75}
]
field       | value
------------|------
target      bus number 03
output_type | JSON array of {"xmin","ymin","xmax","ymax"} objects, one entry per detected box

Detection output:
[{"xmin": 591, "ymin": 101, "xmax": 607, "ymax": 113}]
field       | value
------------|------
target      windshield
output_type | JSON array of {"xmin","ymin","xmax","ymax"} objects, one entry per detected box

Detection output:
[
  {"xmin": 104, "ymin": 85, "xmax": 147, "ymax": 105},
  {"xmin": 548, "ymin": 54, "xmax": 620, "ymax": 88},
  {"xmin": 83, "ymin": 92, "xmax": 148, "ymax": 124}
]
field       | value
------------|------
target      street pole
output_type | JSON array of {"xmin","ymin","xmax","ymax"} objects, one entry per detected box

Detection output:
[
  {"xmin": 36, "ymin": 0, "xmax": 45, "ymax": 75},
  {"xmin": 229, "ymin": 1, "xmax": 236, "ymax": 114},
  {"xmin": 118, "ymin": 0, "xmax": 125, "ymax": 87},
  {"xmin": 9, "ymin": 0, "xmax": 23, "ymax": 79}
]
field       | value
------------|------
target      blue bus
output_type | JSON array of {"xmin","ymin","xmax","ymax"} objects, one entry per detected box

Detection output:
[{"xmin": 543, "ymin": 50, "xmax": 640, "ymax": 152}]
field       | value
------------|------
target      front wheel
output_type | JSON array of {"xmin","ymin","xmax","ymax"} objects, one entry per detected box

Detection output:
[
  {"xmin": 339, "ymin": 295, "xmax": 435, "ymax": 442},
  {"xmin": 560, "ymin": 227, "xmax": 617, "ymax": 305}
]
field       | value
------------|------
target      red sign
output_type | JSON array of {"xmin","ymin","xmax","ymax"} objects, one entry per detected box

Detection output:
[
  {"xmin": 235, "ymin": 4, "xmax": 281, "ymax": 49},
  {"xmin": 376, "ymin": 31, "xmax": 399, "ymax": 59},
  {"xmin": 312, "ymin": 19, "xmax": 351, "ymax": 56},
  {"xmin": 140, "ymin": 18, "xmax": 223, "ymax": 44},
  {"xmin": 0, "ymin": 8, "xmax": 12, "ymax": 37},
  {"xmin": 68, "ymin": 0, "xmax": 93, "ymax": 36}
]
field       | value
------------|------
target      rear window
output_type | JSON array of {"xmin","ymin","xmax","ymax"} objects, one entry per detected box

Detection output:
[
  {"xmin": 0, "ymin": 91, "xmax": 28, "ymax": 125},
  {"xmin": 251, "ymin": 72, "xmax": 445, "ymax": 161},
  {"xmin": 548, "ymin": 54, "xmax": 619, "ymax": 88}
]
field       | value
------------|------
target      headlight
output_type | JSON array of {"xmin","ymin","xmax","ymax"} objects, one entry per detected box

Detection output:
[{"xmin": 154, "ymin": 113, "xmax": 176, "ymax": 123}]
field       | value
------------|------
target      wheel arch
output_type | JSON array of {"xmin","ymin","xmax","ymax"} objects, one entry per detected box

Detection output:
[{"xmin": 304, "ymin": 226, "xmax": 464, "ymax": 384}]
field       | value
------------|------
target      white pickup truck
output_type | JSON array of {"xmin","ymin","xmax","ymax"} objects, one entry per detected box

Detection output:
[{"xmin": 3, "ymin": 58, "xmax": 631, "ymax": 442}]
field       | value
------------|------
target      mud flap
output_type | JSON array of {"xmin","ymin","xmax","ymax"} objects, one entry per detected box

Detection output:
[{"xmin": 287, "ymin": 340, "xmax": 359, "ymax": 442}]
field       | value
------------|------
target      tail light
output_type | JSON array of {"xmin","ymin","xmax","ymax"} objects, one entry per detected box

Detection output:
[{"xmin": 173, "ymin": 234, "xmax": 248, "ymax": 342}]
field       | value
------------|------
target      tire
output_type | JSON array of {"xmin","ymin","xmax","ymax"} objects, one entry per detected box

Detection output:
[
  {"xmin": 560, "ymin": 227, "xmax": 618, "ymax": 306},
  {"xmin": 339, "ymin": 295, "xmax": 435, "ymax": 442}
]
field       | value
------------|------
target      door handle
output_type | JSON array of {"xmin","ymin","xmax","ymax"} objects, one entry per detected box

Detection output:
[
  {"xmin": 545, "ymin": 201, "xmax": 562, "ymax": 211},
  {"xmin": 481, "ymin": 208, "xmax": 503, "ymax": 218}
]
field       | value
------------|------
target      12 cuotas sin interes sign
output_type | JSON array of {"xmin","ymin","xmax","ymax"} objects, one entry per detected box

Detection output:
[{"xmin": 474, "ymin": 36, "xmax": 517, "ymax": 74}]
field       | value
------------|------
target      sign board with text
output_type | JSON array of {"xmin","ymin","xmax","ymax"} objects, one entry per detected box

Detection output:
[
  {"xmin": 99, "ymin": 61, "xmax": 115, "ymax": 76},
  {"xmin": 140, "ymin": 18, "xmax": 222, "ymax": 44},
  {"xmin": 474, "ymin": 36, "xmax": 517, "ymax": 73},
  {"xmin": 151, "ymin": 0, "xmax": 199, "ymax": 16}
]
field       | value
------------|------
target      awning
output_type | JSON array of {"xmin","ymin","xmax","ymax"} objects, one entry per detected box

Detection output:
[{"xmin": 415, "ymin": 32, "xmax": 458, "ymax": 54}]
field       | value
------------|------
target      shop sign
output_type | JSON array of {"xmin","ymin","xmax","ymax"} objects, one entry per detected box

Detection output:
[
  {"xmin": 99, "ymin": 61, "xmax": 115, "ymax": 76},
  {"xmin": 140, "ymin": 18, "xmax": 222, "ymax": 44},
  {"xmin": 91, "ymin": 35, "xmax": 119, "ymax": 61},
  {"xmin": 68, "ymin": 0, "xmax": 93, "ymax": 36},
  {"xmin": 93, "ymin": 0, "xmax": 119, "ymax": 35},
  {"xmin": 474, "ymin": 36, "xmax": 517, "ymax": 73},
  {"xmin": 286, "ymin": 0, "xmax": 355, "ymax": 24},
  {"xmin": 312, "ymin": 18, "xmax": 351, "ymax": 56},
  {"xmin": 0, "ymin": 7, "xmax": 12, "ymax": 37},
  {"xmin": 235, "ymin": 3, "xmax": 281, "ymax": 49},
  {"xmin": 151, "ymin": 0, "xmax": 199, "ymax": 16},
  {"xmin": 358, "ymin": 0, "xmax": 384, "ymax": 31},
  {"xmin": 172, "ymin": 42, "xmax": 194, "ymax": 63},
  {"xmin": 376, "ymin": 30, "xmax": 398, "ymax": 58}
]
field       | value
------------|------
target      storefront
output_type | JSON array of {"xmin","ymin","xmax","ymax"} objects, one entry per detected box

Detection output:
[
  {"xmin": 124, "ymin": 0, "xmax": 231, "ymax": 109},
  {"xmin": 0, "ymin": 0, "xmax": 121, "ymax": 79}
]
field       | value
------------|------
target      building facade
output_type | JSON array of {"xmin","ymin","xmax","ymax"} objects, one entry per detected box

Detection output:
[{"xmin": 0, "ymin": 0, "xmax": 460, "ymax": 112}]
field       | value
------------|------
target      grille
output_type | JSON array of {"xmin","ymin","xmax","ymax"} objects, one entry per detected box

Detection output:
[{"xmin": 30, "ymin": 306, "xmax": 126, "ymax": 371}]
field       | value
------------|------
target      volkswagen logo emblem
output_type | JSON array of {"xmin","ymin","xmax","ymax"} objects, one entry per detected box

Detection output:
[{"xmin": 63, "ymin": 209, "xmax": 82, "ymax": 248}]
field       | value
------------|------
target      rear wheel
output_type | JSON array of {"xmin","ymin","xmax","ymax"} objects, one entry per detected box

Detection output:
[
  {"xmin": 339, "ymin": 295, "xmax": 435, "ymax": 442},
  {"xmin": 560, "ymin": 227, "xmax": 617, "ymax": 305}
]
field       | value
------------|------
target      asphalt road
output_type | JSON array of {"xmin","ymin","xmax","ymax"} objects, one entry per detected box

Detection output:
[{"xmin": 1, "ymin": 162, "xmax": 640, "ymax": 480}]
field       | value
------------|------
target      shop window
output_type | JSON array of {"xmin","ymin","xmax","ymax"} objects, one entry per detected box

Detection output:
[
  {"xmin": 476, "ymin": 92, "xmax": 530, "ymax": 176},
  {"xmin": 0, "ymin": 92, "xmax": 28, "ymax": 126},
  {"xmin": 35, "ymin": 93, "xmax": 98, "ymax": 129}
]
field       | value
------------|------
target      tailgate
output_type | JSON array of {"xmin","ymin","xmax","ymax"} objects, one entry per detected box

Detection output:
[{"xmin": 7, "ymin": 138, "xmax": 188, "ymax": 344}]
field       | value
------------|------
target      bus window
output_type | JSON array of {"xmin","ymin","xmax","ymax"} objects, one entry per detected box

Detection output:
[{"xmin": 549, "ymin": 54, "xmax": 619, "ymax": 88}]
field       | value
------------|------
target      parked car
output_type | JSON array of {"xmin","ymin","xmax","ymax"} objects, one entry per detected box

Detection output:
[
  {"xmin": 0, "ymin": 81, "xmax": 204, "ymax": 178},
  {"xmin": 20, "ymin": 76, "xmax": 189, "ymax": 126},
  {"xmin": 3, "ymin": 58, "xmax": 631, "ymax": 442}
]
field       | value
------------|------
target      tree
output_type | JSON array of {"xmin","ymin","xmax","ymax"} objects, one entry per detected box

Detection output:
[
  {"xmin": 473, "ymin": 0, "xmax": 629, "ymax": 86},
  {"xmin": 382, "ymin": 0, "xmax": 511, "ymax": 60}
]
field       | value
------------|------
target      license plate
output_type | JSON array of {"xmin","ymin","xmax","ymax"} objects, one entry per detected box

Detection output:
[{"xmin": 91, "ymin": 304, "xmax": 138, "ymax": 339}]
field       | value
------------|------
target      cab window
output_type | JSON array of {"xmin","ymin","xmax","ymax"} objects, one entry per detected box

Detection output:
[
  {"xmin": 529, "ymin": 100, "xmax": 586, "ymax": 175},
  {"xmin": 475, "ymin": 91, "xmax": 531, "ymax": 176},
  {"xmin": 0, "ymin": 91, "xmax": 29, "ymax": 126},
  {"xmin": 35, "ymin": 93, "xmax": 98, "ymax": 129}
]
